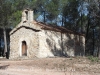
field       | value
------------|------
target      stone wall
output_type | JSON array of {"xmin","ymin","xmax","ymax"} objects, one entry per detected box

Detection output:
[
  {"xmin": 10, "ymin": 25, "xmax": 85, "ymax": 59},
  {"xmin": 10, "ymin": 24, "xmax": 39, "ymax": 59},
  {"xmin": 62, "ymin": 33, "xmax": 75, "ymax": 56},
  {"xmin": 38, "ymin": 30, "xmax": 62, "ymax": 58},
  {"xmin": 38, "ymin": 30, "xmax": 85, "ymax": 58}
]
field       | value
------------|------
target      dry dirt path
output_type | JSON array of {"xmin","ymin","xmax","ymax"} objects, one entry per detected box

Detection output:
[{"xmin": 0, "ymin": 57, "xmax": 100, "ymax": 75}]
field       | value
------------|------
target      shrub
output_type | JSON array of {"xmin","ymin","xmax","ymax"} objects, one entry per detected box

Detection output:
[{"xmin": 88, "ymin": 56, "xmax": 99, "ymax": 62}]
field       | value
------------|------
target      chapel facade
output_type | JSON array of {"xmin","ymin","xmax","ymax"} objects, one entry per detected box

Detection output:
[{"xmin": 9, "ymin": 9, "xmax": 85, "ymax": 59}]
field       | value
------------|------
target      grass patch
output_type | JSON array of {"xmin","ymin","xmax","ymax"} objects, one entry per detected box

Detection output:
[{"xmin": 88, "ymin": 56, "xmax": 99, "ymax": 62}]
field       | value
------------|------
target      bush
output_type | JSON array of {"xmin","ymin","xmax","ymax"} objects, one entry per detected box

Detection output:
[{"xmin": 88, "ymin": 56, "xmax": 99, "ymax": 62}]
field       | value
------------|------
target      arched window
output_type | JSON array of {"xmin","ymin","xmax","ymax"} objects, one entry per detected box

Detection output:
[{"xmin": 25, "ymin": 11, "xmax": 28, "ymax": 20}]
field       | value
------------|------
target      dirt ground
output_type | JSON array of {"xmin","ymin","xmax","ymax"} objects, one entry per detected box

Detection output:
[{"xmin": 0, "ymin": 57, "xmax": 100, "ymax": 75}]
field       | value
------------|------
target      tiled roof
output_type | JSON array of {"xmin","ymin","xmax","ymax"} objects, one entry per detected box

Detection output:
[
  {"xmin": 33, "ymin": 21, "xmax": 85, "ymax": 36},
  {"xmin": 10, "ymin": 20, "xmax": 85, "ymax": 36}
]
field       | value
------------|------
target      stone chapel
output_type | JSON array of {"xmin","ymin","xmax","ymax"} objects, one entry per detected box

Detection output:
[{"xmin": 9, "ymin": 9, "xmax": 85, "ymax": 59}]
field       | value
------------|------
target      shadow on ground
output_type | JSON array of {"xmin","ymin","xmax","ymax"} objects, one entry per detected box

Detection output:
[{"xmin": 0, "ymin": 65, "xmax": 9, "ymax": 69}]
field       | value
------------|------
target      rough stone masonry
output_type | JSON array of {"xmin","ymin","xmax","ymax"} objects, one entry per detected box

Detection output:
[{"xmin": 9, "ymin": 9, "xmax": 85, "ymax": 59}]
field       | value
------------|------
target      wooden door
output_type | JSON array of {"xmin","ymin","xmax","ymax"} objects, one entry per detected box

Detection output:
[{"xmin": 22, "ymin": 41, "xmax": 27, "ymax": 56}]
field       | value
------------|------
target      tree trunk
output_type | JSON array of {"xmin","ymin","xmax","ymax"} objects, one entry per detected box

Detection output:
[
  {"xmin": 85, "ymin": 15, "xmax": 90, "ymax": 55},
  {"xmin": 3, "ymin": 27, "xmax": 7, "ymax": 56},
  {"xmin": 98, "ymin": 53, "xmax": 100, "ymax": 59},
  {"xmin": 98, "ymin": 47, "xmax": 100, "ymax": 59},
  {"xmin": 92, "ymin": 29, "xmax": 95, "ymax": 56},
  {"xmin": 62, "ymin": 17, "xmax": 64, "ymax": 26},
  {"xmin": 81, "ymin": 1, "xmax": 83, "ymax": 33},
  {"xmin": 43, "ymin": 11, "xmax": 46, "ymax": 23}
]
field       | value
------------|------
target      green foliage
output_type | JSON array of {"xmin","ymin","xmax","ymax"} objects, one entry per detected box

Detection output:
[
  {"xmin": 62, "ymin": 0, "xmax": 80, "ymax": 30},
  {"xmin": 13, "ymin": 0, "xmax": 29, "ymax": 10},
  {"xmin": 0, "ymin": 0, "xmax": 13, "ymax": 28},
  {"xmin": 9, "ymin": 11, "xmax": 22, "ymax": 27},
  {"xmin": 46, "ymin": 0, "xmax": 59, "ymax": 14},
  {"xmin": 0, "ymin": 0, "xmax": 38, "ymax": 28},
  {"xmin": 88, "ymin": 56, "xmax": 99, "ymax": 62}
]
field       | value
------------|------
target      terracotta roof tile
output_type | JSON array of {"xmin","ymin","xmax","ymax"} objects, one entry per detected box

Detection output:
[{"xmin": 33, "ymin": 21, "xmax": 85, "ymax": 36}]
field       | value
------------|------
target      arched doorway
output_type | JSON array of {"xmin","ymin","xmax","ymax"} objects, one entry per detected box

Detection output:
[{"xmin": 22, "ymin": 41, "xmax": 27, "ymax": 56}]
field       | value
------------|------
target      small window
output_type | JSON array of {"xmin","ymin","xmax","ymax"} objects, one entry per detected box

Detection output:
[{"xmin": 25, "ymin": 11, "xmax": 28, "ymax": 20}]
